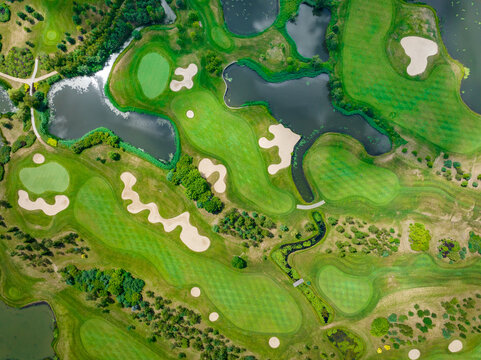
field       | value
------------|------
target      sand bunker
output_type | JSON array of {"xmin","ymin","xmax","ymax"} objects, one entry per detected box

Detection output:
[
  {"xmin": 18, "ymin": 190, "xmax": 69, "ymax": 216},
  {"xmin": 170, "ymin": 64, "xmax": 198, "ymax": 92},
  {"xmin": 400, "ymin": 36, "xmax": 438, "ymax": 76},
  {"xmin": 190, "ymin": 287, "xmax": 201, "ymax": 297},
  {"xmin": 186, "ymin": 110, "xmax": 195, "ymax": 118},
  {"xmin": 198, "ymin": 158, "xmax": 227, "ymax": 194},
  {"xmin": 448, "ymin": 339, "xmax": 463, "ymax": 353},
  {"xmin": 408, "ymin": 349, "xmax": 421, "ymax": 360},
  {"xmin": 268, "ymin": 337, "xmax": 280, "ymax": 349},
  {"xmin": 209, "ymin": 312, "xmax": 219, "ymax": 322},
  {"xmin": 33, "ymin": 153, "xmax": 45, "ymax": 164},
  {"xmin": 120, "ymin": 172, "xmax": 211, "ymax": 252},
  {"xmin": 259, "ymin": 124, "xmax": 301, "ymax": 175}
]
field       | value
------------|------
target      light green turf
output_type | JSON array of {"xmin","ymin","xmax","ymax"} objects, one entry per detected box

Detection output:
[
  {"xmin": 317, "ymin": 265, "xmax": 373, "ymax": 315},
  {"xmin": 305, "ymin": 140, "xmax": 399, "ymax": 204},
  {"xmin": 341, "ymin": 0, "xmax": 481, "ymax": 153},
  {"xmin": 136, "ymin": 52, "xmax": 170, "ymax": 99},
  {"xmin": 171, "ymin": 90, "xmax": 296, "ymax": 215},
  {"xmin": 74, "ymin": 176, "xmax": 301, "ymax": 333},
  {"xmin": 80, "ymin": 319, "xmax": 160, "ymax": 359},
  {"xmin": 19, "ymin": 162, "xmax": 69, "ymax": 194}
]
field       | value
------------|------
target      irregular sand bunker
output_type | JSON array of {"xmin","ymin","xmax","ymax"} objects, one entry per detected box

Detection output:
[
  {"xmin": 259, "ymin": 124, "xmax": 301, "ymax": 175},
  {"xmin": 120, "ymin": 172, "xmax": 211, "ymax": 252},
  {"xmin": 170, "ymin": 64, "xmax": 198, "ymax": 92},
  {"xmin": 209, "ymin": 312, "xmax": 219, "ymax": 322},
  {"xmin": 408, "ymin": 349, "xmax": 421, "ymax": 360},
  {"xmin": 33, "ymin": 153, "xmax": 45, "ymax": 164},
  {"xmin": 400, "ymin": 36, "xmax": 438, "ymax": 76},
  {"xmin": 190, "ymin": 287, "xmax": 201, "ymax": 297},
  {"xmin": 448, "ymin": 339, "xmax": 463, "ymax": 353},
  {"xmin": 18, "ymin": 190, "xmax": 69, "ymax": 216},
  {"xmin": 198, "ymin": 158, "xmax": 227, "ymax": 194},
  {"xmin": 268, "ymin": 337, "xmax": 280, "ymax": 349}
]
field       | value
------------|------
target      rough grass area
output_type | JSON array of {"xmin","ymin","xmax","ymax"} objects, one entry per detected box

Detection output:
[
  {"xmin": 136, "ymin": 52, "xmax": 170, "ymax": 99},
  {"xmin": 317, "ymin": 265, "xmax": 373, "ymax": 315},
  {"xmin": 340, "ymin": 0, "xmax": 481, "ymax": 153},
  {"xmin": 19, "ymin": 162, "xmax": 69, "ymax": 194},
  {"xmin": 305, "ymin": 136, "xmax": 400, "ymax": 205}
]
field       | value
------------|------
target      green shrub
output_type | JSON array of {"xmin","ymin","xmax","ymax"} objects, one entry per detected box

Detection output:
[
  {"xmin": 231, "ymin": 256, "xmax": 247, "ymax": 269},
  {"xmin": 11, "ymin": 131, "xmax": 36, "ymax": 153},
  {"xmin": 408, "ymin": 223, "xmax": 431, "ymax": 251},
  {"xmin": 371, "ymin": 317, "xmax": 390, "ymax": 337},
  {"xmin": 0, "ymin": 3, "xmax": 10, "ymax": 22},
  {"xmin": 468, "ymin": 231, "xmax": 481, "ymax": 255},
  {"xmin": 0, "ymin": 145, "xmax": 11, "ymax": 164},
  {"xmin": 71, "ymin": 131, "xmax": 120, "ymax": 154},
  {"xmin": 108, "ymin": 151, "xmax": 120, "ymax": 161}
]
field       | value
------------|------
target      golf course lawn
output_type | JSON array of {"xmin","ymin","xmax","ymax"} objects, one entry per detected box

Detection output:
[
  {"xmin": 317, "ymin": 265, "xmax": 373, "ymax": 315},
  {"xmin": 340, "ymin": 0, "xmax": 481, "ymax": 153},
  {"xmin": 304, "ymin": 137, "xmax": 400, "ymax": 205},
  {"xmin": 171, "ymin": 90, "xmax": 296, "ymax": 215},
  {"xmin": 19, "ymin": 162, "xmax": 69, "ymax": 194},
  {"xmin": 137, "ymin": 52, "xmax": 170, "ymax": 99}
]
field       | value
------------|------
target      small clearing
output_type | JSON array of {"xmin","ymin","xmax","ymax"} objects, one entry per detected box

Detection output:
[
  {"xmin": 170, "ymin": 63, "xmax": 198, "ymax": 92},
  {"xmin": 18, "ymin": 190, "xmax": 69, "ymax": 216},
  {"xmin": 258, "ymin": 124, "xmax": 300, "ymax": 175},
  {"xmin": 198, "ymin": 158, "xmax": 227, "ymax": 194},
  {"xmin": 400, "ymin": 36, "xmax": 438, "ymax": 76}
]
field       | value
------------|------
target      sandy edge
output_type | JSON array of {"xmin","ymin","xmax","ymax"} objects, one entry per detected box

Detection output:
[
  {"xmin": 400, "ymin": 36, "xmax": 438, "ymax": 76},
  {"xmin": 198, "ymin": 158, "xmax": 227, "ymax": 194},
  {"xmin": 170, "ymin": 64, "xmax": 198, "ymax": 92},
  {"xmin": 18, "ymin": 190, "xmax": 69, "ymax": 216},
  {"xmin": 120, "ymin": 172, "xmax": 211, "ymax": 252},
  {"xmin": 33, "ymin": 153, "xmax": 45, "ymax": 164},
  {"xmin": 259, "ymin": 124, "xmax": 301, "ymax": 175}
]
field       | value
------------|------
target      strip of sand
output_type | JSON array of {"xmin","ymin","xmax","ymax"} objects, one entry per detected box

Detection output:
[
  {"xmin": 120, "ymin": 172, "xmax": 211, "ymax": 252},
  {"xmin": 18, "ymin": 190, "xmax": 69, "ymax": 216},
  {"xmin": 198, "ymin": 158, "xmax": 227, "ymax": 194},
  {"xmin": 259, "ymin": 124, "xmax": 301, "ymax": 175},
  {"xmin": 170, "ymin": 64, "xmax": 198, "ymax": 92},
  {"xmin": 400, "ymin": 36, "xmax": 438, "ymax": 76}
]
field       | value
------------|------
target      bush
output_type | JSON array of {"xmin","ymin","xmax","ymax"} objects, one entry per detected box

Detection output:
[
  {"xmin": 371, "ymin": 317, "xmax": 390, "ymax": 337},
  {"xmin": 109, "ymin": 151, "xmax": 120, "ymax": 161},
  {"xmin": 408, "ymin": 223, "xmax": 431, "ymax": 251},
  {"xmin": 0, "ymin": 145, "xmax": 11, "ymax": 165},
  {"xmin": 11, "ymin": 131, "xmax": 36, "ymax": 152},
  {"xmin": 0, "ymin": 3, "xmax": 11, "ymax": 22},
  {"xmin": 231, "ymin": 256, "xmax": 247, "ymax": 269},
  {"xmin": 70, "ymin": 130, "xmax": 120, "ymax": 154}
]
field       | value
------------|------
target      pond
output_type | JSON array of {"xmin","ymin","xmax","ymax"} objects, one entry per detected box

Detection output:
[
  {"xmin": 286, "ymin": 4, "xmax": 331, "ymax": 59},
  {"xmin": 223, "ymin": 63, "xmax": 391, "ymax": 202},
  {"xmin": 0, "ymin": 300, "xmax": 56, "ymax": 360},
  {"xmin": 220, "ymin": 0, "xmax": 279, "ymax": 36},
  {"xmin": 48, "ymin": 36, "xmax": 177, "ymax": 164},
  {"xmin": 0, "ymin": 87, "xmax": 16, "ymax": 113},
  {"xmin": 421, "ymin": 0, "xmax": 481, "ymax": 114}
]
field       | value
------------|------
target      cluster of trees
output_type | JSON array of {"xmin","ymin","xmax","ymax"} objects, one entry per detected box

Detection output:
[
  {"xmin": 0, "ymin": 47, "xmax": 34, "ymax": 78},
  {"xmin": 408, "ymin": 223, "xmax": 431, "ymax": 251},
  {"xmin": 0, "ymin": 144, "xmax": 11, "ymax": 181},
  {"xmin": 45, "ymin": 0, "xmax": 166, "ymax": 78},
  {"xmin": 203, "ymin": 51, "xmax": 223, "ymax": 75},
  {"xmin": 371, "ymin": 317, "xmax": 390, "ymax": 337},
  {"xmin": 61, "ymin": 265, "xmax": 145, "ymax": 308},
  {"xmin": 0, "ymin": 3, "xmax": 10, "ymax": 22},
  {"xmin": 214, "ymin": 208, "xmax": 275, "ymax": 246},
  {"xmin": 468, "ymin": 231, "xmax": 481, "ymax": 254},
  {"xmin": 72, "ymin": 2, "xmax": 104, "ymax": 26},
  {"xmin": 70, "ymin": 130, "xmax": 120, "ymax": 154},
  {"xmin": 167, "ymin": 154, "xmax": 224, "ymax": 214},
  {"xmin": 441, "ymin": 295, "xmax": 481, "ymax": 339},
  {"xmin": 231, "ymin": 255, "xmax": 247, "ymax": 269},
  {"xmin": 11, "ymin": 131, "xmax": 36, "ymax": 153},
  {"xmin": 437, "ymin": 238, "xmax": 466, "ymax": 262},
  {"xmin": 326, "ymin": 328, "xmax": 364, "ymax": 360},
  {"xmin": 175, "ymin": 10, "xmax": 204, "ymax": 48}
]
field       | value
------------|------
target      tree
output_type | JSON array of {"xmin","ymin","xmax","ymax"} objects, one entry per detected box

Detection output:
[
  {"xmin": 371, "ymin": 317, "xmax": 390, "ymax": 337},
  {"xmin": 408, "ymin": 223, "xmax": 431, "ymax": 251},
  {"xmin": 109, "ymin": 151, "xmax": 120, "ymax": 161},
  {"xmin": 231, "ymin": 256, "xmax": 247, "ymax": 269}
]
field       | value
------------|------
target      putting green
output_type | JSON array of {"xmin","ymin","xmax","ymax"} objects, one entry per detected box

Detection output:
[
  {"xmin": 74, "ymin": 177, "xmax": 301, "ymax": 333},
  {"xmin": 305, "ymin": 140, "xmax": 399, "ymax": 204},
  {"xmin": 137, "ymin": 52, "xmax": 170, "ymax": 99},
  {"xmin": 19, "ymin": 162, "xmax": 69, "ymax": 194},
  {"xmin": 317, "ymin": 265, "xmax": 373, "ymax": 315},
  {"xmin": 80, "ymin": 319, "xmax": 161, "ymax": 359}
]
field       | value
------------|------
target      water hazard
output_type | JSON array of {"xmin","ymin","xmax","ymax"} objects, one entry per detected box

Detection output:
[
  {"xmin": 0, "ymin": 88, "xmax": 16, "ymax": 114},
  {"xmin": 220, "ymin": 0, "xmax": 279, "ymax": 36},
  {"xmin": 223, "ymin": 63, "xmax": 391, "ymax": 202}
]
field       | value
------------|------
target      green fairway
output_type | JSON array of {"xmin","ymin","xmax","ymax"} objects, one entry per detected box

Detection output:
[
  {"xmin": 74, "ymin": 176, "xmax": 301, "ymax": 333},
  {"xmin": 340, "ymin": 0, "xmax": 481, "ymax": 153},
  {"xmin": 137, "ymin": 52, "xmax": 170, "ymax": 99},
  {"xmin": 80, "ymin": 319, "xmax": 161, "ymax": 359},
  {"xmin": 171, "ymin": 90, "xmax": 296, "ymax": 215},
  {"xmin": 317, "ymin": 265, "xmax": 373, "ymax": 315},
  {"xmin": 19, "ymin": 162, "xmax": 69, "ymax": 194},
  {"xmin": 304, "ymin": 138, "xmax": 399, "ymax": 205}
]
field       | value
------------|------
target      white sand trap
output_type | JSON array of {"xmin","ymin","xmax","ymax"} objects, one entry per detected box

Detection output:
[
  {"xmin": 269, "ymin": 337, "xmax": 280, "ymax": 349},
  {"xmin": 198, "ymin": 158, "xmax": 227, "ymax": 194},
  {"xmin": 209, "ymin": 312, "xmax": 219, "ymax": 322},
  {"xmin": 186, "ymin": 110, "xmax": 195, "ymax": 118},
  {"xmin": 259, "ymin": 124, "xmax": 301, "ymax": 175},
  {"xmin": 408, "ymin": 349, "xmax": 421, "ymax": 360},
  {"xmin": 400, "ymin": 36, "xmax": 438, "ymax": 76},
  {"xmin": 120, "ymin": 172, "xmax": 211, "ymax": 252},
  {"xmin": 190, "ymin": 287, "xmax": 201, "ymax": 297},
  {"xmin": 18, "ymin": 190, "xmax": 69, "ymax": 216},
  {"xmin": 170, "ymin": 64, "xmax": 198, "ymax": 92},
  {"xmin": 33, "ymin": 153, "xmax": 45, "ymax": 164},
  {"xmin": 448, "ymin": 340, "xmax": 463, "ymax": 353}
]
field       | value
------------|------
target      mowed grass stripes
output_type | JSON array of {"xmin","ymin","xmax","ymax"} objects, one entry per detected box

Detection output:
[{"xmin": 341, "ymin": 0, "xmax": 481, "ymax": 153}]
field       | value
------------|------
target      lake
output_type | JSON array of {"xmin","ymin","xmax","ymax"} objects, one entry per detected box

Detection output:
[
  {"xmin": 220, "ymin": 0, "xmax": 279, "ymax": 36},
  {"xmin": 0, "ymin": 87, "xmax": 16, "ymax": 113},
  {"xmin": 286, "ymin": 4, "xmax": 331, "ymax": 59},
  {"xmin": 0, "ymin": 300, "xmax": 56, "ymax": 360},
  {"xmin": 223, "ymin": 63, "xmax": 391, "ymax": 201}
]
